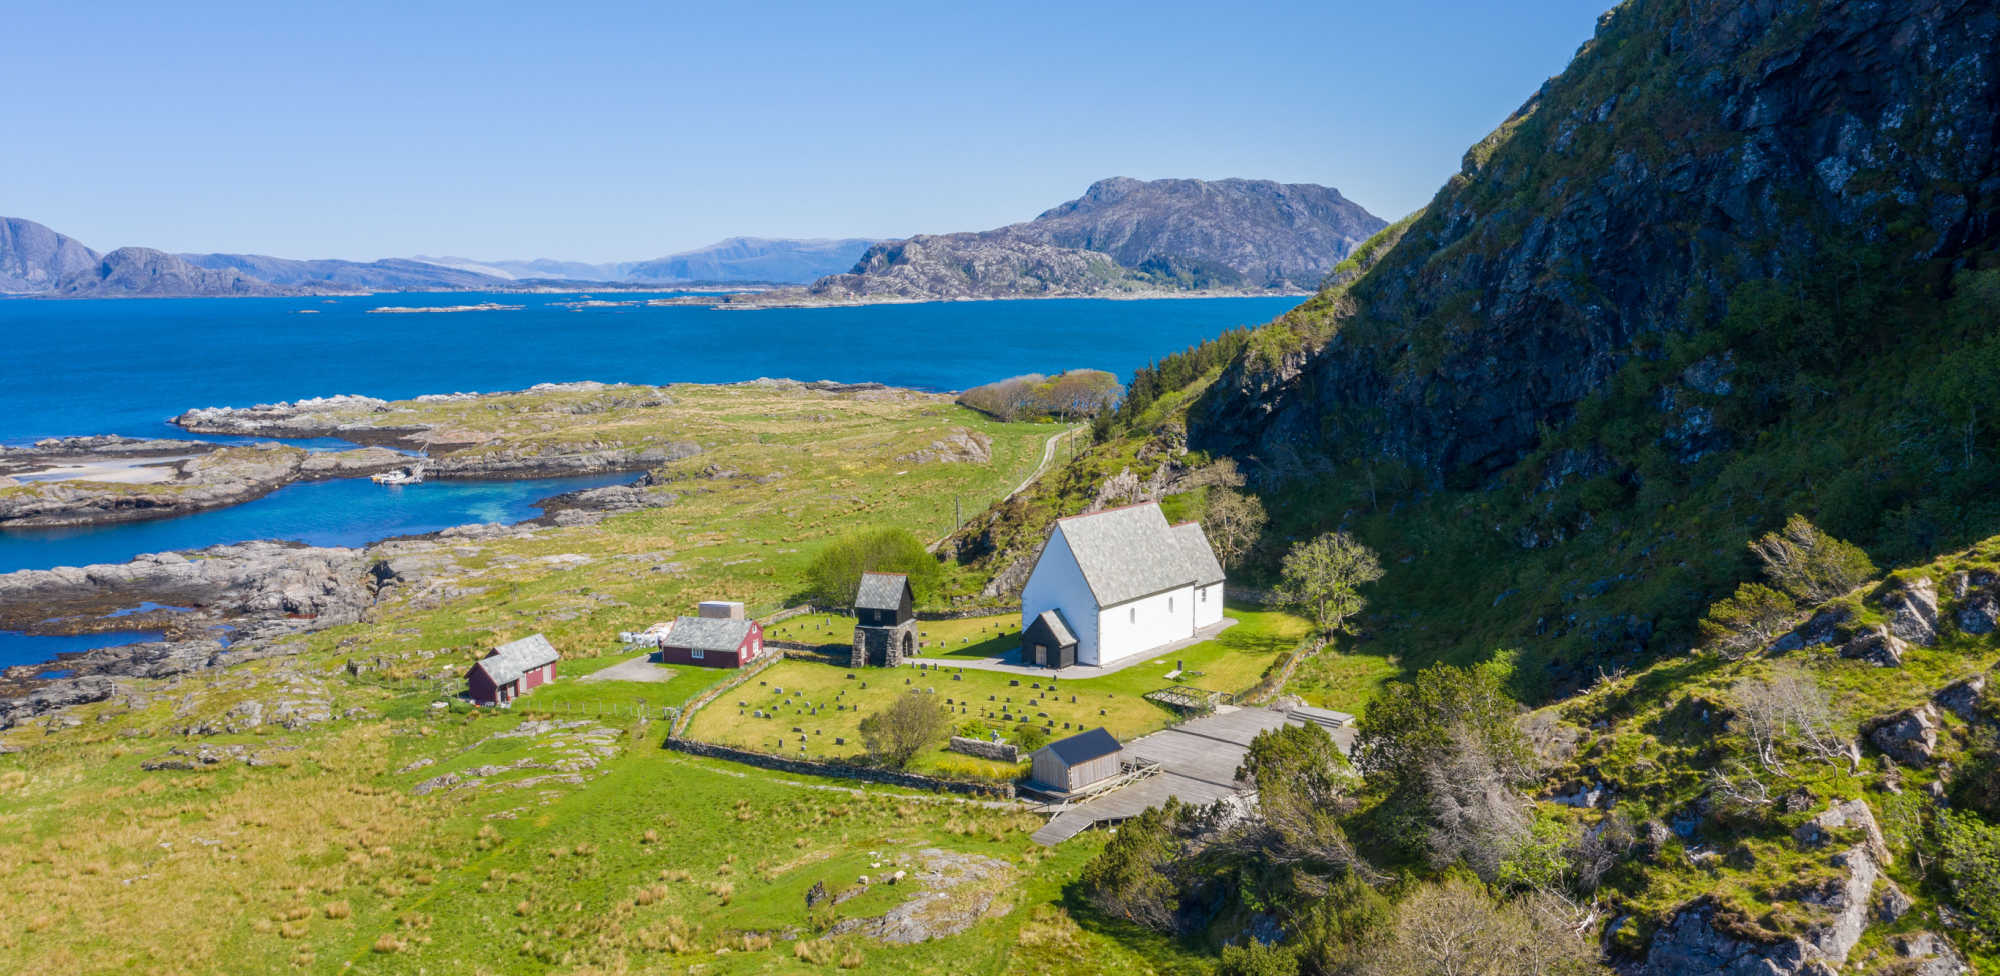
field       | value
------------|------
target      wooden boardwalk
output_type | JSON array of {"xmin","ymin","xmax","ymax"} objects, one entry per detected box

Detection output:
[{"xmin": 1030, "ymin": 706, "xmax": 1300, "ymax": 845}]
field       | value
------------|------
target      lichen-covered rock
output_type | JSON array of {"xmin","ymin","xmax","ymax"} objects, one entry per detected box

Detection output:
[
  {"xmin": 1840, "ymin": 626, "xmax": 1908, "ymax": 668},
  {"xmin": 1955, "ymin": 591, "xmax": 1999, "ymax": 636},
  {"xmin": 1771, "ymin": 608, "xmax": 1850, "ymax": 654},
  {"xmin": 1934, "ymin": 674, "xmax": 1988, "ymax": 724},
  {"xmin": 1867, "ymin": 705, "xmax": 1940, "ymax": 768},
  {"xmin": 1882, "ymin": 578, "xmax": 1940, "ymax": 646},
  {"xmin": 1885, "ymin": 932, "xmax": 1971, "ymax": 976},
  {"xmin": 1792, "ymin": 799, "xmax": 1890, "ymax": 866}
]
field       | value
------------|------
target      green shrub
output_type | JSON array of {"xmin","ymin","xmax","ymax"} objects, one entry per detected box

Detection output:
[{"xmin": 803, "ymin": 527, "xmax": 941, "ymax": 608}]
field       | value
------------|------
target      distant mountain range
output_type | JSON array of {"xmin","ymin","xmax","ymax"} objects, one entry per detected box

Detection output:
[
  {"xmin": 1, "ymin": 179, "xmax": 1384, "ymax": 301},
  {"xmin": 0, "ymin": 220, "xmax": 878, "ymax": 298},
  {"xmin": 737, "ymin": 177, "xmax": 1387, "ymax": 306},
  {"xmin": 412, "ymin": 237, "xmax": 876, "ymax": 285}
]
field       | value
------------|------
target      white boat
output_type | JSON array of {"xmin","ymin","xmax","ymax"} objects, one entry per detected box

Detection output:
[{"xmin": 371, "ymin": 464, "xmax": 425, "ymax": 486}]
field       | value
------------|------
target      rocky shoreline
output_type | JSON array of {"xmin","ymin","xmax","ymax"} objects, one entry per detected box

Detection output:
[{"xmin": 0, "ymin": 437, "xmax": 411, "ymax": 528}]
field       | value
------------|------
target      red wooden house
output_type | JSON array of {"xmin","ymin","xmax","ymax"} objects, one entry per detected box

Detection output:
[
  {"xmin": 466, "ymin": 634, "xmax": 560, "ymax": 704},
  {"xmin": 657, "ymin": 616, "xmax": 764, "ymax": 668}
]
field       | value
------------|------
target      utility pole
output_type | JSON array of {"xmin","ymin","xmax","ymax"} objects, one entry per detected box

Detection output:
[{"xmin": 955, "ymin": 497, "xmax": 961, "ymax": 533}]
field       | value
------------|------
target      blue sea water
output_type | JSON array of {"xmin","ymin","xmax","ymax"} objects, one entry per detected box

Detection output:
[
  {"xmin": 0, "ymin": 291, "xmax": 1298, "ymax": 444},
  {"xmin": 0, "ymin": 290, "xmax": 1295, "ymax": 667}
]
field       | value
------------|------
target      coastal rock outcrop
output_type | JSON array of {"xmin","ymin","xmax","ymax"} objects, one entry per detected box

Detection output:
[{"xmin": 0, "ymin": 443, "xmax": 406, "ymax": 528}]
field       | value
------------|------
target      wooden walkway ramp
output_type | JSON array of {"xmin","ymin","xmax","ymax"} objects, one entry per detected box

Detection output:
[{"xmin": 1030, "ymin": 706, "xmax": 1297, "ymax": 845}]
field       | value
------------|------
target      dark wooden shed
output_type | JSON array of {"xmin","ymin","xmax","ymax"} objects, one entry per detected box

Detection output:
[{"xmin": 1022, "ymin": 609, "xmax": 1077, "ymax": 669}]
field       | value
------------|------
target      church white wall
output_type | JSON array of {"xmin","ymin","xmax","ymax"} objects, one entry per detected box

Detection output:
[
  {"xmin": 1021, "ymin": 527, "xmax": 1100, "ymax": 664},
  {"xmin": 1094, "ymin": 584, "xmax": 1195, "ymax": 666},
  {"xmin": 1193, "ymin": 583, "xmax": 1224, "ymax": 628}
]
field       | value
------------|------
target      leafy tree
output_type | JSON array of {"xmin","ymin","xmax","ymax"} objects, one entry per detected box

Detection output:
[
  {"xmin": 1205, "ymin": 487, "xmax": 1269, "ymax": 571},
  {"xmin": 957, "ymin": 370, "xmax": 1122, "ymax": 422},
  {"xmin": 1696, "ymin": 582, "xmax": 1797, "ymax": 659},
  {"xmin": 803, "ymin": 527, "xmax": 941, "ymax": 608},
  {"xmin": 858, "ymin": 690, "xmax": 950, "ymax": 769},
  {"xmin": 1276, "ymin": 532, "xmax": 1384, "ymax": 635},
  {"xmin": 1748, "ymin": 514, "xmax": 1876, "ymax": 603}
]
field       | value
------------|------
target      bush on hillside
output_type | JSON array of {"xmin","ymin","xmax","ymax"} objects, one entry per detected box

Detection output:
[
  {"xmin": 1748, "ymin": 514, "xmax": 1878, "ymax": 604},
  {"xmin": 957, "ymin": 370, "xmax": 1122, "ymax": 422},
  {"xmin": 802, "ymin": 527, "xmax": 941, "ymax": 608}
]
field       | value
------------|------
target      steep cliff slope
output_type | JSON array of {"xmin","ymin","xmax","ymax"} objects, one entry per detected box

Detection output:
[
  {"xmin": 1174, "ymin": 0, "xmax": 2000, "ymax": 678},
  {"xmin": 0, "ymin": 218, "xmax": 100, "ymax": 293}
]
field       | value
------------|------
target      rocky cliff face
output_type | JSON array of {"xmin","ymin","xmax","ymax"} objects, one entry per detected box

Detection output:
[
  {"xmin": 0, "ymin": 217, "xmax": 100, "ymax": 293},
  {"xmin": 1192, "ymin": 0, "xmax": 2000, "ymax": 478},
  {"xmin": 745, "ymin": 177, "xmax": 1386, "ymax": 305}
]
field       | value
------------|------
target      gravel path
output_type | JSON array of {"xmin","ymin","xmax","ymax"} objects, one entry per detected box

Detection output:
[{"xmin": 577, "ymin": 653, "xmax": 676, "ymax": 683}]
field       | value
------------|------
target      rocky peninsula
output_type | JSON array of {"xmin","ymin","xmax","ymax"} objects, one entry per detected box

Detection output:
[{"xmin": 0, "ymin": 437, "xmax": 408, "ymax": 528}]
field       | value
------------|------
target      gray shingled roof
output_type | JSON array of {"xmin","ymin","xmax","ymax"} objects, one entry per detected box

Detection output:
[
  {"xmin": 475, "ymin": 633, "xmax": 560, "ymax": 686},
  {"xmin": 1030, "ymin": 608, "xmax": 1077, "ymax": 647},
  {"xmin": 1054, "ymin": 503, "xmax": 1197, "ymax": 607},
  {"xmin": 854, "ymin": 572, "xmax": 909, "ymax": 611},
  {"xmin": 1171, "ymin": 522, "xmax": 1227, "ymax": 586},
  {"xmin": 1039, "ymin": 726, "xmax": 1121, "ymax": 765},
  {"xmin": 665, "ymin": 615, "xmax": 756, "ymax": 652}
]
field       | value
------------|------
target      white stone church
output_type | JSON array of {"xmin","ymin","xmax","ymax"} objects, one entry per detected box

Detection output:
[{"xmin": 1020, "ymin": 501, "xmax": 1226, "ymax": 668}]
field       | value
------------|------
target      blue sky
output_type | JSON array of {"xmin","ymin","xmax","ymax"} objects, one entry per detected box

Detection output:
[{"xmin": 4, "ymin": 1, "xmax": 1612, "ymax": 262}]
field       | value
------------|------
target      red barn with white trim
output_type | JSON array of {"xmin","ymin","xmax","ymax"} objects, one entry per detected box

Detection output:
[
  {"xmin": 657, "ymin": 616, "xmax": 764, "ymax": 669},
  {"xmin": 466, "ymin": 634, "xmax": 561, "ymax": 704}
]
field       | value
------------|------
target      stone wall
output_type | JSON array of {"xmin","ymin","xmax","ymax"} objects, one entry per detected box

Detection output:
[
  {"xmin": 851, "ymin": 619, "xmax": 917, "ymax": 668},
  {"xmin": 662, "ymin": 736, "xmax": 1016, "ymax": 799},
  {"xmin": 948, "ymin": 735, "xmax": 1020, "ymax": 763}
]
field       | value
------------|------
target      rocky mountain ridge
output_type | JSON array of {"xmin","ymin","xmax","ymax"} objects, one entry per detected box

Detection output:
[{"xmin": 722, "ymin": 177, "xmax": 1387, "ymax": 305}]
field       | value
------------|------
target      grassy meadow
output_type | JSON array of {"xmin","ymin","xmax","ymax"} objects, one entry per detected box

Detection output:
[{"xmin": 0, "ymin": 382, "xmax": 1242, "ymax": 973}]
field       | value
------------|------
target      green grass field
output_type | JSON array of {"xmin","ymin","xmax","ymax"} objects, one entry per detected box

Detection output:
[{"xmin": 687, "ymin": 605, "xmax": 1311, "ymax": 779}]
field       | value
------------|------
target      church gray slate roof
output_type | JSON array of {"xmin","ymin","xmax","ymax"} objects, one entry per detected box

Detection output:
[
  {"xmin": 476, "ymin": 633, "xmax": 560, "ymax": 686},
  {"xmin": 854, "ymin": 571, "xmax": 909, "ymax": 611},
  {"xmin": 1170, "ymin": 522, "xmax": 1227, "ymax": 586},
  {"xmin": 1054, "ymin": 503, "xmax": 1201, "ymax": 607},
  {"xmin": 666, "ymin": 616, "xmax": 756, "ymax": 652}
]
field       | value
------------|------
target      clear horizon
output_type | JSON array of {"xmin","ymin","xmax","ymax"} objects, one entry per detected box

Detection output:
[{"xmin": 7, "ymin": 0, "xmax": 1611, "ymax": 263}]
